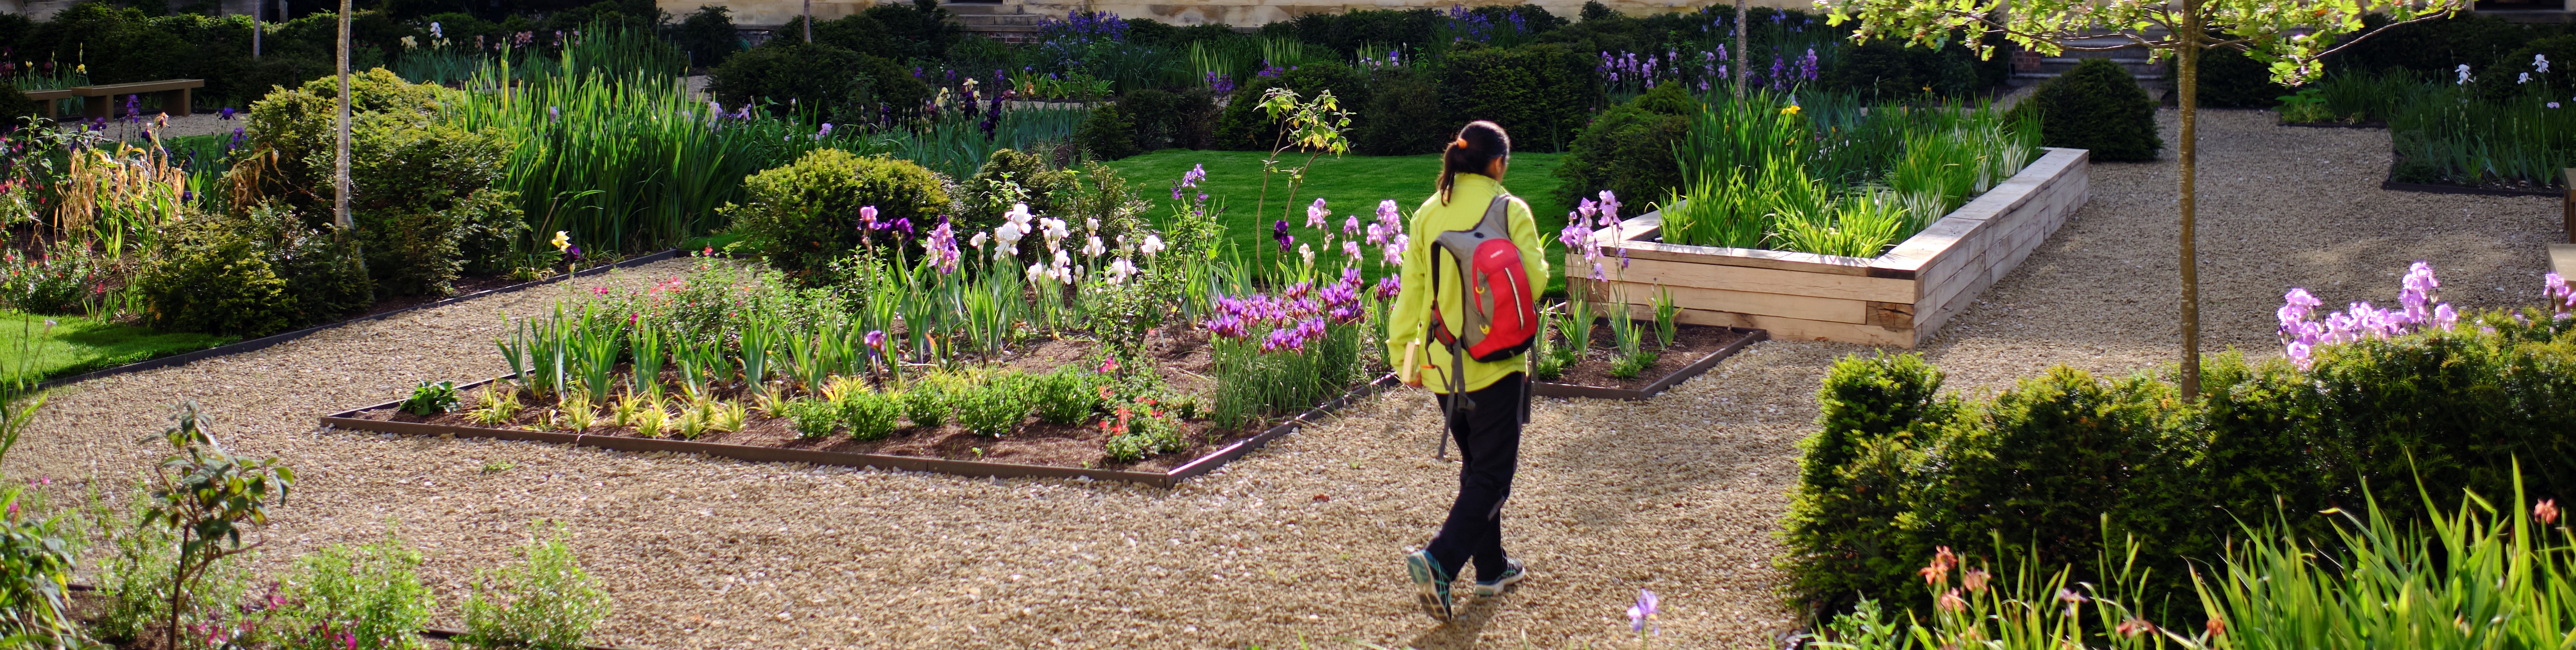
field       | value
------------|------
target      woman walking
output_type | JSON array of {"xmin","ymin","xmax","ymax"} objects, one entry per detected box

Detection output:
[{"xmin": 1386, "ymin": 120, "xmax": 1548, "ymax": 621}]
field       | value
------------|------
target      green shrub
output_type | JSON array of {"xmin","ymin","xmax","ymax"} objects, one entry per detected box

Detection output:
[
  {"xmin": 783, "ymin": 397, "xmax": 840, "ymax": 439},
  {"xmin": 1075, "ymin": 101, "xmax": 1140, "ymax": 160},
  {"xmin": 1781, "ymin": 313, "xmax": 2576, "ymax": 619},
  {"xmin": 861, "ymin": 0, "xmax": 964, "ymax": 62},
  {"xmin": 0, "ymin": 83, "xmax": 35, "ymax": 123},
  {"xmin": 956, "ymin": 149, "xmax": 1076, "ymax": 239},
  {"xmin": 2486, "ymin": 35, "xmax": 2576, "ymax": 97},
  {"xmin": 899, "ymin": 379, "xmax": 952, "ymax": 428},
  {"xmin": 1118, "ymin": 88, "xmax": 1218, "ymax": 152},
  {"xmin": 722, "ymin": 148, "xmax": 951, "ymax": 285},
  {"xmin": 1553, "ymin": 81, "xmax": 1694, "ymax": 210},
  {"xmin": 2191, "ymin": 45, "xmax": 2289, "ymax": 109},
  {"xmin": 1032, "ymin": 368, "xmax": 1104, "ymax": 425},
  {"xmin": 778, "ymin": 13, "xmax": 902, "ymax": 59},
  {"xmin": 1822, "ymin": 37, "xmax": 1995, "ymax": 99},
  {"xmin": 954, "ymin": 373, "xmax": 1031, "ymax": 437},
  {"xmin": 240, "ymin": 68, "xmax": 522, "ymax": 297},
  {"xmin": 2005, "ymin": 58, "xmax": 2161, "ymax": 162},
  {"xmin": 134, "ymin": 227, "xmax": 296, "ymax": 337},
  {"xmin": 138, "ymin": 205, "xmax": 374, "ymax": 337},
  {"xmin": 1215, "ymin": 61, "xmax": 1372, "ymax": 151},
  {"xmin": 0, "ymin": 243, "xmax": 110, "ymax": 315},
  {"xmin": 1103, "ymin": 400, "xmax": 1186, "ymax": 463},
  {"xmin": 706, "ymin": 42, "xmax": 863, "ymax": 118},
  {"xmin": 672, "ymin": 5, "xmax": 743, "ymax": 68},
  {"xmin": 840, "ymin": 389, "xmax": 901, "ymax": 441},
  {"xmin": 1353, "ymin": 67, "xmax": 1448, "ymax": 155},
  {"xmin": 280, "ymin": 533, "xmax": 432, "ymax": 650},
  {"xmin": 1438, "ymin": 43, "xmax": 1598, "ymax": 153},
  {"xmin": 459, "ymin": 523, "xmax": 611, "ymax": 650}
]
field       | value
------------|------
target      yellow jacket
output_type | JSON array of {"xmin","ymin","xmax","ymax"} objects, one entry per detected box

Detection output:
[{"xmin": 1386, "ymin": 173, "xmax": 1549, "ymax": 394}]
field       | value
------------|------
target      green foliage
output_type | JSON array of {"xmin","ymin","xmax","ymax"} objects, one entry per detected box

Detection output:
[
  {"xmin": 723, "ymin": 148, "xmax": 951, "ymax": 285},
  {"xmin": 1823, "ymin": 36, "xmax": 1999, "ymax": 99},
  {"xmin": 133, "ymin": 226, "xmax": 297, "ymax": 337},
  {"xmin": 706, "ymin": 42, "xmax": 867, "ymax": 120},
  {"xmin": 1437, "ymin": 44, "xmax": 1598, "ymax": 153},
  {"xmin": 401, "ymin": 381, "xmax": 460, "ymax": 416},
  {"xmin": 784, "ymin": 397, "xmax": 840, "ymax": 439},
  {"xmin": 2326, "ymin": 12, "xmax": 2568, "ymax": 79},
  {"xmin": 459, "ymin": 523, "xmax": 611, "ymax": 650},
  {"xmin": 954, "ymin": 372, "xmax": 1031, "ymax": 437},
  {"xmin": 899, "ymin": 379, "xmax": 952, "ymax": 428},
  {"xmin": 2490, "ymin": 35, "xmax": 2576, "ymax": 97},
  {"xmin": 1117, "ymin": 88, "xmax": 1219, "ymax": 153},
  {"xmin": 2192, "ymin": 45, "xmax": 2290, "ymax": 109},
  {"xmin": 672, "ymin": 5, "xmax": 743, "ymax": 68},
  {"xmin": 1784, "ymin": 314, "xmax": 2576, "ymax": 618},
  {"xmin": 138, "ymin": 400, "xmax": 296, "ymax": 650},
  {"xmin": 956, "ymin": 148, "xmax": 1077, "ymax": 239},
  {"xmin": 1215, "ymin": 61, "xmax": 1370, "ymax": 151},
  {"xmin": 1075, "ymin": 101, "xmax": 1141, "ymax": 160},
  {"xmin": 860, "ymin": 0, "xmax": 964, "ymax": 63},
  {"xmin": 777, "ymin": 13, "xmax": 902, "ymax": 60},
  {"xmin": 2005, "ymin": 59, "xmax": 2160, "ymax": 162},
  {"xmin": 280, "ymin": 532, "xmax": 432, "ymax": 650},
  {"xmin": 840, "ymin": 389, "xmax": 901, "ymax": 441},
  {"xmin": 1554, "ymin": 81, "xmax": 1694, "ymax": 211},
  {"xmin": 1352, "ymin": 67, "xmax": 1447, "ymax": 156},
  {"xmin": 1102, "ymin": 400, "xmax": 1186, "ymax": 463},
  {"xmin": 0, "ymin": 312, "xmax": 231, "ymax": 384},
  {"xmin": 1032, "ymin": 368, "xmax": 1106, "ymax": 425},
  {"xmin": 240, "ymin": 68, "xmax": 524, "ymax": 296},
  {"xmin": 0, "ymin": 83, "xmax": 34, "ymax": 123}
]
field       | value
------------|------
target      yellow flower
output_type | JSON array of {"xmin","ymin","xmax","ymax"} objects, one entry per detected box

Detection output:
[
  {"xmin": 1781, "ymin": 104, "xmax": 1801, "ymax": 116},
  {"xmin": 551, "ymin": 230, "xmax": 571, "ymax": 252},
  {"xmin": 74, "ymin": 63, "xmax": 85, "ymax": 74},
  {"xmin": 401, "ymin": 36, "xmax": 418, "ymax": 49}
]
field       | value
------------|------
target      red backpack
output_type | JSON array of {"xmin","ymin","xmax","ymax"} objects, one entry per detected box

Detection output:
[{"xmin": 1428, "ymin": 195, "xmax": 1540, "ymax": 362}]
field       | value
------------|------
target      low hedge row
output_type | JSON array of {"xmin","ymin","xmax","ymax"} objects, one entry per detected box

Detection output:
[{"xmin": 1784, "ymin": 309, "xmax": 2576, "ymax": 618}]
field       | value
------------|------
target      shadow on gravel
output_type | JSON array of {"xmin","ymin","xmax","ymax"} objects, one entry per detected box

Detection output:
[{"xmin": 1404, "ymin": 595, "xmax": 1508, "ymax": 649}]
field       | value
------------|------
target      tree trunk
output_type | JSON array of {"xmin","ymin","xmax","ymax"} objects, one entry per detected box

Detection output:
[
  {"xmin": 1733, "ymin": 0, "xmax": 1747, "ymax": 98},
  {"xmin": 2175, "ymin": 6, "xmax": 2203, "ymax": 399},
  {"xmin": 335, "ymin": 0, "xmax": 352, "ymax": 231},
  {"xmin": 805, "ymin": 0, "xmax": 814, "ymax": 42},
  {"xmin": 252, "ymin": 0, "xmax": 261, "ymax": 59}
]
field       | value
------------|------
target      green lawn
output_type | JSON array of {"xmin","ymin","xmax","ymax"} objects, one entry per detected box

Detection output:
[
  {"xmin": 0, "ymin": 312, "xmax": 233, "ymax": 383},
  {"xmin": 1104, "ymin": 149, "xmax": 1578, "ymax": 295}
]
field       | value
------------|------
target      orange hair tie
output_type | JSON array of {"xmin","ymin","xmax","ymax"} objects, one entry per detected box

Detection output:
[{"xmin": 1453, "ymin": 138, "xmax": 1471, "ymax": 149}]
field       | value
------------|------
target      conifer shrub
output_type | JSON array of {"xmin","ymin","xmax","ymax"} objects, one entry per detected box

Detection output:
[{"xmin": 2004, "ymin": 58, "xmax": 2161, "ymax": 162}]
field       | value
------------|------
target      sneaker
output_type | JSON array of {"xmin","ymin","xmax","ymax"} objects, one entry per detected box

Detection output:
[
  {"xmin": 1404, "ymin": 549, "xmax": 1455, "ymax": 620},
  {"xmin": 1474, "ymin": 558, "xmax": 1527, "ymax": 596}
]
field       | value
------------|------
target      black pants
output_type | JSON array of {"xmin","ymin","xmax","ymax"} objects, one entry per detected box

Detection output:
[{"xmin": 1428, "ymin": 372, "xmax": 1524, "ymax": 582}]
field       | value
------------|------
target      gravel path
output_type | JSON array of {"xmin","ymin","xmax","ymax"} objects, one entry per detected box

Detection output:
[{"xmin": 11, "ymin": 108, "xmax": 2564, "ymax": 649}]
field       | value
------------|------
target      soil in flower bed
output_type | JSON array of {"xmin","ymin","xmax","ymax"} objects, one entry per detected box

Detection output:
[
  {"xmin": 1542, "ymin": 324, "xmax": 1753, "ymax": 390},
  {"xmin": 347, "ymin": 331, "xmax": 1362, "ymax": 473}
]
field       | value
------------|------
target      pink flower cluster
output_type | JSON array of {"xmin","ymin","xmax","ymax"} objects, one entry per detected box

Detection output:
[
  {"xmin": 2545, "ymin": 272, "xmax": 2576, "ymax": 315},
  {"xmin": 1558, "ymin": 191, "xmax": 1625, "ymax": 280},
  {"xmin": 2278, "ymin": 261, "xmax": 2457, "ymax": 369},
  {"xmin": 1206, "ymin": 268, "xmax": 1374, "ymax": 352}
]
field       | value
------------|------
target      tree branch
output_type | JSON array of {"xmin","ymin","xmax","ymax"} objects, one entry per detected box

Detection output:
[{"xmin": 2305, "ymin": 10, "xmax": 2462, "ymax": 61}]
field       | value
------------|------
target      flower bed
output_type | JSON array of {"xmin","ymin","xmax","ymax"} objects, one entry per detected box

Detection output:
[
  {"xmin": 324, "ymin": 363, "xmax": 1397, "ymax": 487},
  {"xmin": 1572, "ymin": 147, "xmax": 2089, "ymax": 347},
  {"xmin": 1530, "ymin": 324, "xmax": 1766, "ymax": 400}
]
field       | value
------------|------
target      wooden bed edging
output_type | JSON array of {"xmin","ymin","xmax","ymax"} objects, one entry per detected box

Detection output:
[
  {"xmin": 2380, "ymin": 179, "xmax": 2561, "ymax": 198},
  {"xmin": 1574, "ymin": 147, "xmax": 2091, "ymax": 348},
  {"xmin": 1532, "ymin": 327, "xmax": 1767, "ymax": 400},
  {"xmin": 320, "ymin": 373, "xmax": 1401, "ymax": 488},
  {"xmin": 36, "ymin": 249, "xmax": 684, "ymax": 391}
]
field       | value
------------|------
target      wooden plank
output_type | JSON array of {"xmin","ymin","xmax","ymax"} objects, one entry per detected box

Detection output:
[
  {"xmin": 1599, "ymin": 210, "xmax": 1879, "ymax": 276},
  {"xmin": 74, "ymin": 79, "xmax": 203, "ymax": 94},
  {"xmin": 2563, "ymin": 168, "xmax": 2573, "ymax": 244},
  {"xmin": 1584, "ymin": 276, "xmax": 1876, "ymax": 323},
  {"xmin": 22, "ymin": 89, "xmax": 76, "ymax": 100},
  {"xmin": 1609, "ymin": 255, "xmax": 1917, "ymax": 303},
  {"xmin": 1867, "ymin": 301, "xmax": 1916, "ymax": 329},
  {"xmin": 2551, "ymin": 244, "xmax": 2576, "ymax": 279},
  {"xmin": 1665, "ymin": 306, "xmax": 1916, "ymax": 348}
]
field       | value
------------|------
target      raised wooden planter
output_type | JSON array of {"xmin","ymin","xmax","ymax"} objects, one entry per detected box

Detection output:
[
  {"xmin": 1571, "ymin": 147, "xmax": 2090, "ymax": 348},
  {"xmin": 321, "ymin": 373, "xmax": 1398, "ymax": 488}
]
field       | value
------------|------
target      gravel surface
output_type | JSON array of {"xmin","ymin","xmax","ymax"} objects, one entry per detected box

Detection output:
[{"xmin": 10, "ymin": 108, "xmax": 2564, "ymax": 649}]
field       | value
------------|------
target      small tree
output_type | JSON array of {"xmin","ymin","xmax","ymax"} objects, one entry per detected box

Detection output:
[
  {"xmin": 1251, "ymin": 88, "xmax": 1354, "ymax": 279},
  {"xmin": 1819, "ymin": 0, "xmax": 2467, "ymax": 396},
  {"xmin": 139, "ymin": 400, "xmax": 294, "ymax": 650}
]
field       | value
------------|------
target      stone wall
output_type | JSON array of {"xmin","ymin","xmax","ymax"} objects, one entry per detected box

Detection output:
[{"xmin": 658, "ymin": 0, "xmax": 1808, "ymax": 29}]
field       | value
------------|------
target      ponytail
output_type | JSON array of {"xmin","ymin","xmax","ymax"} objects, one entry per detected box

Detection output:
[{"xmin": 1437, "ymin": 121, "xmax": 1511, "ymax": 204}]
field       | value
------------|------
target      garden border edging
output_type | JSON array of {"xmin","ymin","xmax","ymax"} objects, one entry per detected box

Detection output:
[
  {"xmin": 1532, "ymin": 327, "xmax": 1768, "ymax": 400},
  {"xmin": 319, "ymin": 373, "xmax": 1400, "ymax": 488},
  {"xmin": 2379, "ymin": 179, "xmax": 2562, "ymax": 198},
  {"xmin": 35, "ymin": 250, "xmax": 684, "ymax": 391}
]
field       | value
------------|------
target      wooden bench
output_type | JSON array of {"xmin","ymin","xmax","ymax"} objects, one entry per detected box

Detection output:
[
  {"xmin": 2563, "ymin": 167, "xmax": 2573, "ymax": 245},
  {"xmin": 17, "ymin": 80, "xmax": 202, "ymax": 120},
  {"xmin": 22, "ymin": 88, "xmax": 81, "ymax": 119},
  {"xmin": 70, "ymin": 80, "xmax": 200, "ymax": 119}
]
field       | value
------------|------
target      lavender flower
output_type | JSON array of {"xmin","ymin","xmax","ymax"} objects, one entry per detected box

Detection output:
[
  {"xmin": 1273, "ymin": 220, "xmax": 1292, "ymax": 251},
  {"xmin": 1307, "ymin": 198, "xmax": 1330, "ymax": 229},
  {"xmin": 1629, "ymin": 589, "xmax": 1660, "ymax": 634}
]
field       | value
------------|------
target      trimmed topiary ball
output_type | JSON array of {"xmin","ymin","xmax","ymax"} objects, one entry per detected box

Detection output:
[
  {"xmin": 2007, "ymin": 58, "xmax": 2161, "ymax": 162},
  {"xmin": 722, "ymin": 148, "xmax": 951, "ymax": 285}
]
